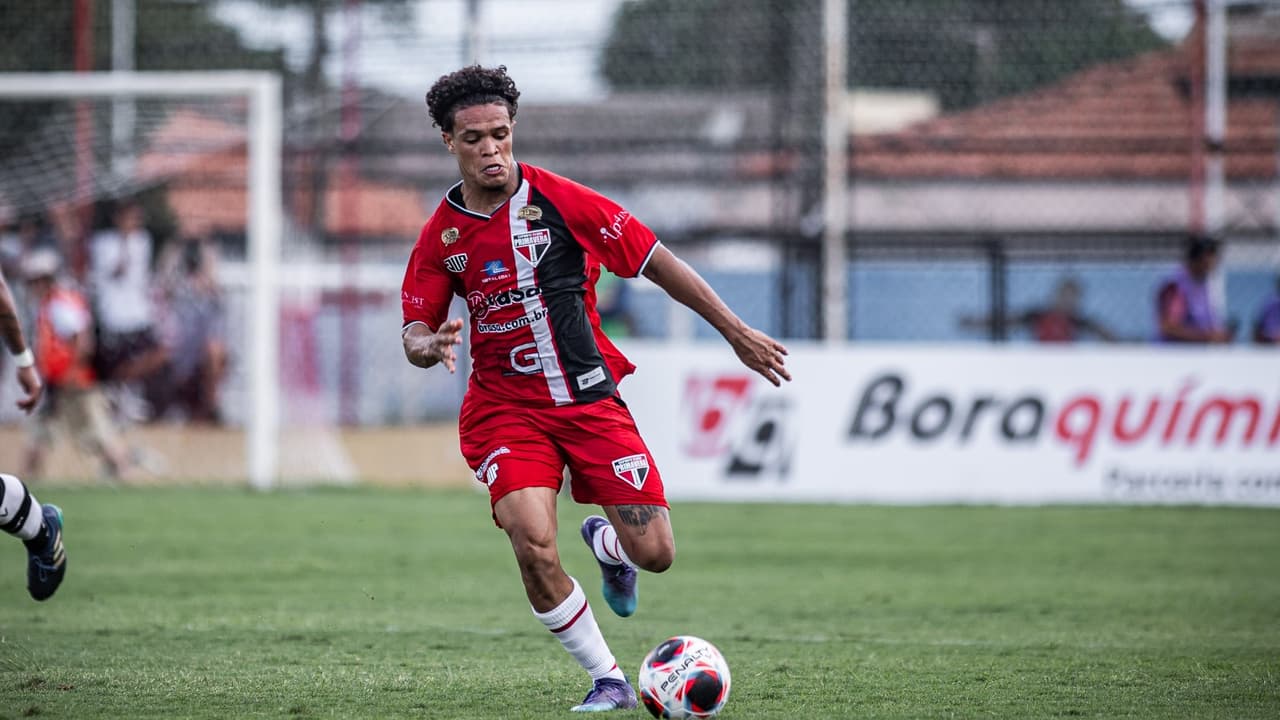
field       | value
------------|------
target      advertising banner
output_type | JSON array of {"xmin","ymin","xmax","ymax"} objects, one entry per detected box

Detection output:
[{"xmin": 616, "ymin": 342, "xmax": 1280, "ymax": 506}]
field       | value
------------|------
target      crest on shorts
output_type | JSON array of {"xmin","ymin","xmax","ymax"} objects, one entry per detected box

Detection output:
[
  {"xmin": 517, "ymin": 205, "xmax": 543, "ymax": 222},
  {"xmin": 512, "ymin": 229, "xmax": 552, "ymax": 267},
  {"xmin": 441, "ymin": 227, "xmax": 460, "ymax": 245},
  {"xmin": 444, "ymin": 253, "xmax": 468, "ymax": 273},
  {"xmin": 611, "ymin": 454, "xmax": 650, "ymax": 490}
]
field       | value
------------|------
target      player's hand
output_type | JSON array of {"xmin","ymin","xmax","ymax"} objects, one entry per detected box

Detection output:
[
  {"xmin": 405, "ymin": 318, "xmax": 464, "ymax": 372},
  {"xmin": 15, "ymin": 364, "xmax": 43, "ymax": 414},
  {"xmin": 430, "ymin": 318, "xmax": 465, "ymax": 372},
  {"xmin": 729, "ymin": 326, "xmax": 791, "ymax": 387}
]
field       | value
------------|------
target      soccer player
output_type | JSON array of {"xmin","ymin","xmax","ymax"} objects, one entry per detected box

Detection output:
[
  {"xmin": 0, "ymin": 257, "xmax": 67, "ymax": 601},
  {"xmin": 401, "ymin": 65, "xmax": 790, "ymax": 712}
]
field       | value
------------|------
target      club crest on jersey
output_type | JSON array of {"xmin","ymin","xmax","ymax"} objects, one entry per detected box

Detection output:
[
  {"xmin": 441, "ymin": 227, "xmax": 460, "ymax": 245},
  {"xmin": 513, "ymin": 229, "xmax": 552, "ymax": 267},
  {"xmin": 444, "ymin": 253, "xmax": 468, "ymax": 273},
  {"xmin": 517, "ymin": 205, "xmax": 543, "ymax": 222},
  {"xmin": 611, "ymin": 454, "xmax": 650, "ymax": 490}
]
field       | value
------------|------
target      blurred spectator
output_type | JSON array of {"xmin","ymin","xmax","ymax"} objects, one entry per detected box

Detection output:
[
  {"xmin": 155, "ymin": 235, "xmax": 228, "ymax": 423},
  {"xmin": 960, "ymin": 277, "xmax": 1118, "ymax": 343},
  {"xmin": 87, "ymin": 197, "xmax": 168, "ymax": 412},
  {"xmin": 0, "ymin": 211, "xmax": 60, "ymax": 284},
  {"xmin": 1252, "ymin": 275, "xmax": 1280, "ymax": 345},
  {"xmin": 20, "ymin": 249, "xmax": 134, "ymax": 481},
  {"xmin": 0, "ymin": 211, "xmax": 66, "ymax": 393},
  {"xmin": 1155, "ymin": 235, "xmax": 1234, "ymax": 344}
]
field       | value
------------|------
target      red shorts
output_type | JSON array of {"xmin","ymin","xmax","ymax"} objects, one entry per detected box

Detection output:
[{"xmin": 459, "ymin": 394, "xmax": 667, "ymax": 517}]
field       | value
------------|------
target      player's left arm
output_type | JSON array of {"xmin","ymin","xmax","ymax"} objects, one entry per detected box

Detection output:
[
  {"xmin": 545, "ymin": 173, "xmax": 788, "ymax": 385},
  {"xmin": 641, "ymin": 245, "xmax": 790, "ymax": 387}
]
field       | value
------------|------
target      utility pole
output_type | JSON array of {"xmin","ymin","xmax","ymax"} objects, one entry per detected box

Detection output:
[
  {"xmin": 73, "ymin": 0, "xmax": 95, "ymax": 279},
  {"xmin": 463, "ymin": 0, "xmax": 483, "ymax": 65},
  {"xmin": 821, "ymin": 0, "xmax": 848, "ymax": 343},
  {"xmin": 782, "ymin": 0, "xmax": 825, "ymax": 339},
  {"xmin": 338, "ymin": 0, "xmax": 363, "ymax": 425},
  {"xmin": 112, "ymin": 0, "xmax": 136, "ymax": 179}
]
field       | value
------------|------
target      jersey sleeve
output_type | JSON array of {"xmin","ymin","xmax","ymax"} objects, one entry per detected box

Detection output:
[
  {"xmin": 401, "ymin": 226, "xmax": 453, "ymax": 334},
  {"xmin": 547, "ymin": 176, "xmax": 659, "ymax": 279}
]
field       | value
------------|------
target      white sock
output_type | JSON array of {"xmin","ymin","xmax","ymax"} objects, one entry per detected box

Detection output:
[
  {"xmin": 0, "ymin": 473, "xmax": 44, "ymax": 541},
  {"xmin": 533, "ymin": 577, "xmax": 627, "ymax": 682},
  {"xmin": 591, "ymin": 521, "xmax": 637, "ymax": 569}
]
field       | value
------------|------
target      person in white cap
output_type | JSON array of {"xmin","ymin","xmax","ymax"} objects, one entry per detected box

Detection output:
[{"xmin": 21, "ymin": 249, "xmax": 133, "ymax": 483}]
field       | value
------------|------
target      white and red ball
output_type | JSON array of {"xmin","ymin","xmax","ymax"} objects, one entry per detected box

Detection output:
[{"xmin": 638, "ymin": 635, "xmax": 731, "ymax": 719}]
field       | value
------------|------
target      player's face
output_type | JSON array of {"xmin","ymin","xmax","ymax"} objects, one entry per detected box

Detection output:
[{"xmin": 444, "ymin": 103, "xmax": 516, "ymax": 195}]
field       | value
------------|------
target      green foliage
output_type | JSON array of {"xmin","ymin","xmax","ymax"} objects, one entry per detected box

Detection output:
[
  {"xmin": 602, "ymin": 0, "xmax": 790, "ymax": 91},
  {"xmin": 0, "ymin": 0, "xmax": 288, "ymax": 188},
  {"xmin": 1, "ymin": 487, "xmax": 1277, "ymax": 718},
  {"xmin": 602, "ymin": 0, "xmax": 1169, "ymax": 109},
  {"xmin": 0, "ymin": 0, "xmax": 286, "ymax": 75},
  {"xmin": 253, "ymin": 0, "xmax": 414, "ymax": 23}
]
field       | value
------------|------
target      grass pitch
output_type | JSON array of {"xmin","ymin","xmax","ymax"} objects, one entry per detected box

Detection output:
[{"xmin": 0, "ymin": 487, "xmax": 1277, "ymax": 719}]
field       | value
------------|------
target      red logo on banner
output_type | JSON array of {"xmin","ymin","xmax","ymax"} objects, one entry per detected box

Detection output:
[{"xmin": 683, "ymin": 374, "xmax": 754, "ymax": 457}]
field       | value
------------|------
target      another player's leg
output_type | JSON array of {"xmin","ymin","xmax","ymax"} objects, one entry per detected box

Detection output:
[
  {"xmin": 496, "ymin": 486, "xmax": 636, "ymax": 712},
  {"xmin": 1, "ymin": 473, "xmax": 66, "ymax": 601}
]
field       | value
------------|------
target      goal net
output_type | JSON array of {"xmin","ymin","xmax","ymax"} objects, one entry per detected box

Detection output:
[{"xmin": 0, "ymin": 72, "xmax": 296, "ymax": 487}]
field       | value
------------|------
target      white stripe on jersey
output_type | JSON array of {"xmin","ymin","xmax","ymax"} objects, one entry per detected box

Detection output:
[{"xmin": 509, "ymin": 181, "xmax": 572, "ymax": 405}]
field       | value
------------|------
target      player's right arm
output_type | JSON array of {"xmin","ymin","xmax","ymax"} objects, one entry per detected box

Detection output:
[
  {"xmin": 0, "ymin": 268, "xmax": 43, "ymax": 413},
  {"xmin": 400, "ymin": 223, "xmax": 462, "ymax": 372},
  {"xmin": 402, "ymin": 318, "xmax": 464, "ymax": 372}
]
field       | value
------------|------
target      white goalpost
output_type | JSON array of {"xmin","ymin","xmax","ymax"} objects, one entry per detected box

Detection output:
[{"xmin": 0, "ymin": 71, "xmax": 282, "ymax": 490}]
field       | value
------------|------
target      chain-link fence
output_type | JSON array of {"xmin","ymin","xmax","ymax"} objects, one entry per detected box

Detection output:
[{"xmin": 0, "ymin": 0, "xmax": 1277, "ymax": 445}]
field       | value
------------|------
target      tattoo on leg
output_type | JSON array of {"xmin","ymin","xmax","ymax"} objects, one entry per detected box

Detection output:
[{"xmin": 615, "ymin": 505, "xmax": 668, "ymax": 535}]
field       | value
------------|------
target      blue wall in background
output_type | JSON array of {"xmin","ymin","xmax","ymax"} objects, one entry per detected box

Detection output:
[{"xmin": 627, "ymin": 260, "xmax": 1278, "ymax": 343}]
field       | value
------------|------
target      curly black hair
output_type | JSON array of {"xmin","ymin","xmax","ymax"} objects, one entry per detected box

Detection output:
[{"xmin": 425, "ymin": 65, "xmax": 520, "ymax": 132}]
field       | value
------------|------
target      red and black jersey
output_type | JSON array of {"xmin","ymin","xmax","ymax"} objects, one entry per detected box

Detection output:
[{"xmin": 402, "ymin": 163, "xmax": 659, "ymax": 407}]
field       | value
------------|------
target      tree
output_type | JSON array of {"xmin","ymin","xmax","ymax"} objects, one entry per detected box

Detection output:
[
  {"xmin": 0, "ymin": 0, "xmax": 288, "ymax": 158},
  {"xmin": 251, "ymin": 0, "xmax": 413, "ymax": 102},
  {"xmin": 245, "ymin": 1, "xmax": 413, "ymax": 239},
  {"xmin": 601, "ymin": 0, "xmax": 1169, "ymax": 110}
]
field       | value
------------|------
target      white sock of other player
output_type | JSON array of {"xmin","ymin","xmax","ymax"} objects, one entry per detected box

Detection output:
[
  {"xmin": 591, "ymin": 521, "xmax": 637, "ymax": 569},
  {"xmin": 1, "ymin": 473, "xmax": 44, "ymax": 542},
  {"xmin": 533, "ymin": 576, "xmax": 627, "ymax": 683}
]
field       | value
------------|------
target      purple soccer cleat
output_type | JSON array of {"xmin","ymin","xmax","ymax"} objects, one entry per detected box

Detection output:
[
  {"xmin": 571, "ymin": 676, "xmax": 638, "ymax": 713},
  {"xmin": 580, "ymin": 515, "xmax": 638, "ymax": 617}
]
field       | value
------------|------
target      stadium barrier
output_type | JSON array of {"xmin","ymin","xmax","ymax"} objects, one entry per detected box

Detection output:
[{"xmin": 616, "ymin": 341, "xmax": 1280, "ymax": 507}]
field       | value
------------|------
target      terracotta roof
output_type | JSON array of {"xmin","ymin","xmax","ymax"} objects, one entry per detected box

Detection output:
[
  {"xmin": 135, "ymin": 109, "xmax": 425, "ymax": 238},
  {"xmin": 852, "ymin": 28, "xmax": 1280, "ymax": 181}
]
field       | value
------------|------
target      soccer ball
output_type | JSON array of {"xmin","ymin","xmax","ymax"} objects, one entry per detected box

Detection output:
[{"xmin": 637, "ymin": 635, "xmax": 731, "ymax": 719}]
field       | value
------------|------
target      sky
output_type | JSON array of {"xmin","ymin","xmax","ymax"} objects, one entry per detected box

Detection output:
[
  {"xmin": 214, "ymin": 0, "xmax": 1194, "ymax": 103},
  {"xmin": 215, "ymin": 0, "xmax": 627, "ymax": 102}
]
